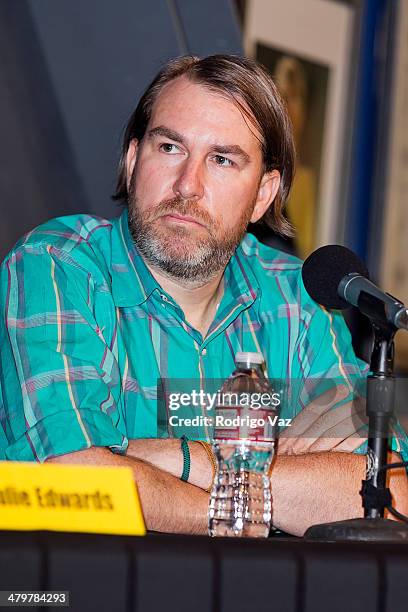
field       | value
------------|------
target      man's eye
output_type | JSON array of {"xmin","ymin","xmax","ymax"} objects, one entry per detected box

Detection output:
[
  {"xmin": 160, "ymin": 143, "xmax": 178, "ymax": 153},
  {"xmin": 214, "ymin": 155, "xmax": 234, "ymax": 167}
]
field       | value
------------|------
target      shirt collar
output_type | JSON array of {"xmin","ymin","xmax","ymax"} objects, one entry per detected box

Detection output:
[
  {"xmin": 210, "ymin": 236, "xmax": 261, "ymax": 334},
  {"xmin": 110, "ymin": 209, "xmax": 260, "ymax": 309},
  {"xmin": 224, "ymin": 237, "xmax": 260, "ymax": 307},
  {"xmin": 111, "ymin": 209, "xmax": 160, "ymax": 307}
]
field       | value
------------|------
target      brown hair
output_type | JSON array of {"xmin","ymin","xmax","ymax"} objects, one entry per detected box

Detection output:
[{"xmin": 112, "ymin": 54, "xmax": 295, "ymax": 236}]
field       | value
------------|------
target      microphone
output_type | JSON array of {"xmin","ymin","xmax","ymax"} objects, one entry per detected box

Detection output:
[
  {"xmin": 302, "ymin": 246, "xmax": 408, "ymax": 540},
  {"xmin": 301, "ymin": 245, "xmax": 408, "ymax": 331}
]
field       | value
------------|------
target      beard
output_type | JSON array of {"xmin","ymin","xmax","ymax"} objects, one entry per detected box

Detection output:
[{"xmin": 127, "ymin": 178, "xmax": 255, "ymax": 285}]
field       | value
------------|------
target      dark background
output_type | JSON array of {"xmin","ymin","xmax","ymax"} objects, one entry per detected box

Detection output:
[{"xmin": 0, "ymin": 0, "xmax": 242, "ymax": 260}]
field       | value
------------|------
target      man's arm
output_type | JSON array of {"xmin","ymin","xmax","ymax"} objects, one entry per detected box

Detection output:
[
  {"xmin": 46, "ymin": 447, "xmax": 209, "ymax": 535},
  {"xmin": 126, "ymin": 441, "xmax": 408, "ymax": 537},
  {"xmin": 126, "ymin": 439, "xmax": 213, "ymax": 490},
  {"xmin": 271, "ymin": 451, "xmax": 408, "ymax": 537}
]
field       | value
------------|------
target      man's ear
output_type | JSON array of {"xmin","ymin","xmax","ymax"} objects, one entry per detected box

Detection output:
[
  {"xmin": 250, "ymin": 169, "xmax": 281, "ymax": 223},
  {"xmin": 125, "ymin": 139, "xmax": 139, "ymax": 191}
]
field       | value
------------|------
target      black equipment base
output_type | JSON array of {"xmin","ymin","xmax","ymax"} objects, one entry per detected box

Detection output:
[{"xmin": 305, "ymin": 518, "xmax": 408, "ymax": 542}]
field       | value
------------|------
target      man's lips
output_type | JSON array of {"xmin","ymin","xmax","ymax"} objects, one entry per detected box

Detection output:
[{"xmin": 160, "ymin": 213, "xmax": 206, "ymax": 227}]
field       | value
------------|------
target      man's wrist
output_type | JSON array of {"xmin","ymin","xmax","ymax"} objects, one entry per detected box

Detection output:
[
  {"xmin": 180, "ymin": 436, "xmax": 191, "ymax": 482},
  {"xmin": 195, "ymin": 441, "xmax": 217, "ymax": 492}
]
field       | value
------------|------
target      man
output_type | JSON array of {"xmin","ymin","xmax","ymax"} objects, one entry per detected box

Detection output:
[{"xmin": 1, "ymin": 55, "xmax": 407, "ymax": 536}]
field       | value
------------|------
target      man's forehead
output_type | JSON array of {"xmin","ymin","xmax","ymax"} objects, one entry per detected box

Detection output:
[{"xmin": 148, "ymin": 76, "xmax": 263, "ymax": 146}]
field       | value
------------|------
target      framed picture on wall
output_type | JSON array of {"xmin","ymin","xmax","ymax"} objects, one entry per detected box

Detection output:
[{"xmin": 243, "ymin": 0, "xmax": 356, "ymax": 259}]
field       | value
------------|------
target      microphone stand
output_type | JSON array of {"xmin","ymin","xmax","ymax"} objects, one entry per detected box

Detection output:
[{"xmin": 305, "ymin": 292, "xmax": 408, "ymax": 541}]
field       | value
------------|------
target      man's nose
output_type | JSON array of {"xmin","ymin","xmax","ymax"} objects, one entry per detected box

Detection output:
[{"xmin": 172, "ymin": 157, "xmax": 204, "ymax": 200}]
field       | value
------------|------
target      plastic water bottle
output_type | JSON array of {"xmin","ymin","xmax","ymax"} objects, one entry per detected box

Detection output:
[{"xmin": 208, "ymin": 352, "xmax": 278, "ymax": 538}]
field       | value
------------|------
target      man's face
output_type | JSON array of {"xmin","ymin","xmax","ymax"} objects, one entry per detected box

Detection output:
[{"xmin": 126, "ymin": 76, "xmax": 279, "ymax": 284}]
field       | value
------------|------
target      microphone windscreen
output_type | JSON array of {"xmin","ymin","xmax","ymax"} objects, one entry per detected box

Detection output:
[{"xmin": 301, "ymin": 245, "xmax": 369, "ymax": 309}]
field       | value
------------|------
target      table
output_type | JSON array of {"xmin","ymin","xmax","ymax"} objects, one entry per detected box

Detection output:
[{"xmin": 0, "ymin": 530, "xmax": 407, "ymax": 612}]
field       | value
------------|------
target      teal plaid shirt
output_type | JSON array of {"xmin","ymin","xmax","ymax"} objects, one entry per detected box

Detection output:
[{"xmin": 1, "ymin": 209, "xmax": 406, "ymax": 462}]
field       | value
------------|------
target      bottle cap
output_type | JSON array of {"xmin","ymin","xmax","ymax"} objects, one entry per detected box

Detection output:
[{"xmin": 235, "ymin": 352, "xmax": 264, "ymax": 367}]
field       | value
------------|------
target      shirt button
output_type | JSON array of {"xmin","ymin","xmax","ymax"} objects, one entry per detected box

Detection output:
[
  {"xmin": 161, "ymin": 294, "xmax": 169, "ymax": 302},
  {"xmin": 201, "ymin": 348, "xmax": 207, "ymax": 356}
]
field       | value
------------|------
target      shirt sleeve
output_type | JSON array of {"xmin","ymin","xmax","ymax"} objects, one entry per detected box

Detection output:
[
  {"xmin": 0, "ymin": 244, "xmax": 128, "ymax": 462},
  {"xmin": 291, "ymin": 274, "xmax": 368, "ymax": 397},
  {"xmin": 291, "ymin": 280, "xmax": 408, "ymax": 464}
]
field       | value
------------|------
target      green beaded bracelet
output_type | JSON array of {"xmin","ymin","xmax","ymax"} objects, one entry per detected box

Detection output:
[{"xmin": 180, "ymin": 435, "xmax": 190, "ymax": 482}]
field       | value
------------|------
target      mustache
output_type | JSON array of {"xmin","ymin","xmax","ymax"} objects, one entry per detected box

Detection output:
[{"xmin": 150, "ymin": 197, "xmax": 215, "ymax": 229}]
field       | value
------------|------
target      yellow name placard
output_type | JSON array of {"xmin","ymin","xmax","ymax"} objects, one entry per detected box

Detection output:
[{"xmin": 0, "ymin": 462, "xmax": 145, "ymax": 536}]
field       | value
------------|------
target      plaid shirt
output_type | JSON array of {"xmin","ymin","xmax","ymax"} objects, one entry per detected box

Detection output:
[{"xmin": 1, "ymin": 209, "xmax": 405, "ymax": 462}]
